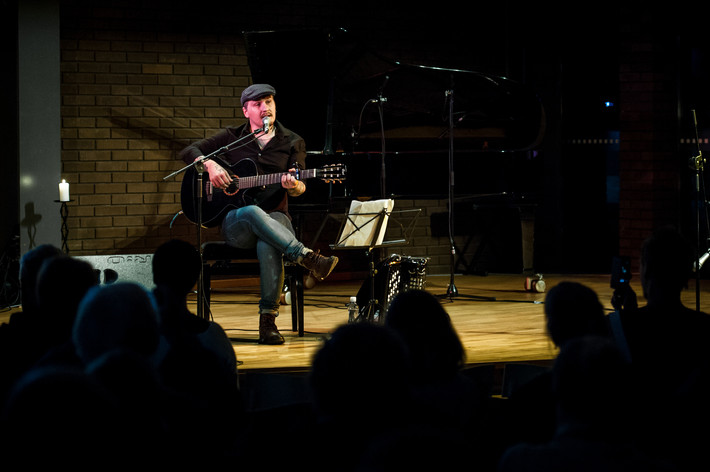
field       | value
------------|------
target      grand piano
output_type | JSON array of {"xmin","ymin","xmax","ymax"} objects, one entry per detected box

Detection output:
[{"xmin": 243, "ymin": 28, "xmax": 546, "ymax": 275}]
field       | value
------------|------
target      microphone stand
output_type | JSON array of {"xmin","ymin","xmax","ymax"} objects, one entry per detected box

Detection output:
[
  {"xmin": 376, "ymin": 80, "xmax": 388, "ymax": 199},
  {"xmin": 445, "ymin": 85, "xmax": 458, "ymax": 298},
  {"xmin": 439, "ymin": 75, "xmax": 494, "ymax": 302},
  {"xmin": 689, "ymin": 109, "xmax": 707, "ymax": 312},
  {"xmin": 358, "ymin": 77, "xmax": 389, "ymax": 264},
  {"xmin": 163, "ymin": 124, "xmax": 268, "ymax": 320}
]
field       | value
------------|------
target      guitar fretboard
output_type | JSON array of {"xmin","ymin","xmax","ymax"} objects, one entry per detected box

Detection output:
[{"xmin": 237, "ymin": 169, "xmax": 318, "ymax": 189}]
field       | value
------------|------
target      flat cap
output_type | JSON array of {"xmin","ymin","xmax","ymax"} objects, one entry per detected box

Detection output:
[{"xmin": 241, "ymin": 83, "xmax": 276, "ymax": 106}]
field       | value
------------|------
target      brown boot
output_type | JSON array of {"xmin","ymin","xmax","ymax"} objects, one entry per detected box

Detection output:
[
  {"xmin": 259, "ymin": 313, "xmax": 285, "ymax": 345},
  {"xmin": 300, "ymin": 250, "xmax": 339, "ymax": 281}
]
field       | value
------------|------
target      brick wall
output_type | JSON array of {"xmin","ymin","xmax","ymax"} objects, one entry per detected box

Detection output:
[
  {"xmin": 60, "ymin": 29, "xmax": 246, "ymax": 255},
  {"xmin": 56, "ymin": 2, "xmax": 546, "ymax": 277},
  {"xmin": 58, "ymin": 25, "xmax": 475, "ymax": 275}
]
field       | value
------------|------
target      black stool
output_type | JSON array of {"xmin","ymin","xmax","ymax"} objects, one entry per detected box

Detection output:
[{"xmin": 199, "ymin": 241, "xmax": 305, "ymax": 336}]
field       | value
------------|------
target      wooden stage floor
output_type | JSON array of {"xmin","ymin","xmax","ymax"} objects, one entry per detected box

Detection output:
[
  {"xmin": 196, "ymin": 272, "xmax": 710, "ymax": 374},
  {"xmin": 3, "ymin": 272, "xmax": 709, "ymax": 377}
]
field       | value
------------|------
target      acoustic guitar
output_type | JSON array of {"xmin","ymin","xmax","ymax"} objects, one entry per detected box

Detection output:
[{"xmin": 180, "ymin": 157, "xmax": 346, "ymax": 227}]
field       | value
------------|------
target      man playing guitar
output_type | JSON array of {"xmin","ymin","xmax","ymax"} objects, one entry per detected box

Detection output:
[{"xmin": 179, "ymin": 84, "xmax": 339, "ymax": 345}]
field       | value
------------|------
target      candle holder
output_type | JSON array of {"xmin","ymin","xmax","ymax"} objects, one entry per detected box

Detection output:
[{"xmin": 54, "ymin": 200, "xmax": 72, "ymax": 254}]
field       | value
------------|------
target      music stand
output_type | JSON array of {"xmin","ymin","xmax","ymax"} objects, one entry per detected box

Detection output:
[{"xmin": 331, "ymin": 199, "xmax": 421, "ymax": 322}]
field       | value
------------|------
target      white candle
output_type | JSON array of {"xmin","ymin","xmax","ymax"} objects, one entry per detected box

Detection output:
[{"xmin": 59, "ymin": 179, "xmax": 70, "ymax": 202}]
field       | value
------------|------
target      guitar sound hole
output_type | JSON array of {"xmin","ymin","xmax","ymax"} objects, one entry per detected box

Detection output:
[{"xmin": 224, "ymin": 181, "xmax": 239, "ymax": 196}]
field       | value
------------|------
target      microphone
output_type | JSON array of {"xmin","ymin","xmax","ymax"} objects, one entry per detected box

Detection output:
[
  {"xmin": 694, "ymin": 249, "xmax": 710, "ymax": 272},
  {"xmin": 378, "ymin": 75, "xmax": 389, "ymax": 96},
  {"xmin": 689, "ymin": 109, "xmax": 705, "ymax": 171},
  {"xmin": 262, "ymin": 116, "xmax": 270, "ymax": 133}
]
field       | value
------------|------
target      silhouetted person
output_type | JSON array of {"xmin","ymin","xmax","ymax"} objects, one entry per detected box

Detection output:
[
  {"xmin": 0, "ymin": 244, "xmax": 62, "ymax": 406},
  {"xmin": 33, "ymin": 255, "xmax": 98, "ymax": 367},
  {"xmin": 71, "ymin": 282, "xmax": 203, "ymax": 462},
  {"xmin": 151, "ymin": 238, "xmax": 238, "ymax": 378},
  {"xmin": 505, "ymin": 282, "xmax": 611, "ymax": 448},
  {"xmin": 307, "ymin": 322, "xmax": 413, "ymax": 472},
  {"xmin": 612, "ymin": 226, "xmax": 710, "ymax": 382},
  {"xmin": 498, "ymin": 336, "xmax": 675, "ymax": 472},
  {"xmin": 384, "ymin": 290, "xmax": 485, "ymax": 430},
  {"xmin": 385, "ymin": 289, "xmax": 465, "ymax": 381},
  {"xmin": 611, "ymin": 226, "xmax": 710, "ymax": 470},
  {"xmin": 151, "ymin": 239, "xmax": 242, "ymax": 457},
  {"xmin": 17, "ymin": 244, "xmax": 63, "ymax": 317},
  {"xmin": 72, "ymin": 282, "xmax": 161, "ymax": 368},
  {"xmin": 384, "ymin": 289, "xmax": 496, "ymax": 468},
  {"xmin": 545, "ymin": 281, "xmax": 610, "ymax": 348}
]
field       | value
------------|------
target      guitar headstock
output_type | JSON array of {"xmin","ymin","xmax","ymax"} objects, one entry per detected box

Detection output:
[{"xmin": 317, "ymin": 164, "xmax": 347, "ymax": 183}]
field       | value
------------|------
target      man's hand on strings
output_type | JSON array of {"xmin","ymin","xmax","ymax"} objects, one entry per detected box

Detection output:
[
  {"xmin": 282, "ymin": 168, "xmax": 305, "ymax": 196},
  {"xmin": 199, "ymin": 158, "xmax": 232, "ymax": 189}
]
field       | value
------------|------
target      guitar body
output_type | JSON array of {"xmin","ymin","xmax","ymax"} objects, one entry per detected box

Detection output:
[
  {"xmin": 180, "ymin": 157, "xmax": 346, "ymax": 227},
  {"xmin": 181, "ymin": 158, "xmax": 279, "ymax": 227}
]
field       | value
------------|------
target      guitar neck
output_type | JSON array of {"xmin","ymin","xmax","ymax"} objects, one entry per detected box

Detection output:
[{"xmin": 238, "ymin": 169, "xmax": 318, "ymax": 190}]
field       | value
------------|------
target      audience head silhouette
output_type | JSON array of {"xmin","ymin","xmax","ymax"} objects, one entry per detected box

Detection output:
[
  {"xmin": 309, "ymin": 322, "xmax": 412, "ymax": 428},
  {"xmin": 385, "ymin": 289, "xmax": 465, "ymax": 379},
  {"xmin": 72, "ymin": 282, "xmax": 160, "ymax": 366},
  {"xmin": 152, "ymin": 238, "xmax": 201, "ymax": 296},
  {"xmin": 544, "ymin": 281, "xmax": 608, "ymax": 347},
  {"xmin": 36, "ymin": 255, "xmax": 98, "ymax": 336},
  {"xmin": 640, "ymin": 225, "xmax": 693, "ymax": 303},
  {"xmin": 18, "ymin": 244, "xmax": 62, "ymax": 316}
]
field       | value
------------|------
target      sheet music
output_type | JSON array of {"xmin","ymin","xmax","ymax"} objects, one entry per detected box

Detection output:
[{"xmin": 335, "ymin": 199, "xmax": 395, "ymax": 247}]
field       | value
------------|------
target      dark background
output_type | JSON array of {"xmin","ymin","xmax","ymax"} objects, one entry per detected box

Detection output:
[{"xmin": 2, "ymin": 0, "xmax": 710, "ymax": 278}]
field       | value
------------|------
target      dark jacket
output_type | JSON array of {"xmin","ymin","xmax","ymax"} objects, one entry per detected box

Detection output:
[{"xmin": 179, "ymin": 121, "xmax": 307, "ymax": 217}]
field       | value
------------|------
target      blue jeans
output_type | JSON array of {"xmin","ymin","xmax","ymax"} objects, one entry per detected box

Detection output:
[{"xmin": 221, "ymin": 205, "xmax": 306, "ymax": 316}]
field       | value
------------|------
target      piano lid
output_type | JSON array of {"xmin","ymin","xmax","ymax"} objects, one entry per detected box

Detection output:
[
  {"xmin": 343, "ymin": 62, "xmax": 546, "ymax": 154},
  {"xmin": 243, "ymin": 27, "xmax": 546, "ymax": 155}
]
